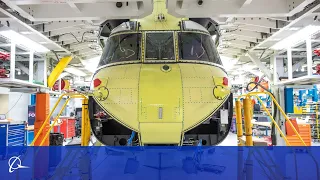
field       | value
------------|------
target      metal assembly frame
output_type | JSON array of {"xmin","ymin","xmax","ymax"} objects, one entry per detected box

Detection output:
[
  {"xmin": 235, "ymin": 91, "xmax": 306, "ymax": 146},
  {"xmin": 31, "ymin": 93, "xmax": 90, "ymax": 146}
]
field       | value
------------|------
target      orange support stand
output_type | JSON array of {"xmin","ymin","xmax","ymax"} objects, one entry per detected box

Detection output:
[
  {"xmin": 34, "ymin": 93, "xmax": 50, "ymax": 146},
  {"xmin": 33, "ymin": 93, "xmax": 50, "ymax": 179}
]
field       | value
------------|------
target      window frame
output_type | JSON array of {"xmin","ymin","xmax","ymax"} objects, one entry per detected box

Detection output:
[
  {"xmin": 177, "ymin": 31, "xmax": 224, "ymax": 69},
  {"xmin": 97, "ymin": 32, "xmax": 142, "ymax": 69},
  {"xmin": 144, "ymin": 31, "xmax": 177, "ymax": 63}
]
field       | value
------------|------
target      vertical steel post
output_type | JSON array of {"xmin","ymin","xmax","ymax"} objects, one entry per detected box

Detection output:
[
  {"xmin": 235, "ymin": 100, "xmax": 243, "ymax": 146},
  {"xmin": 243, "ymin": 98, "xmax": 253, "ymax": 146},
  {"xmin": 10, "ymin": 42, "xmax": 16, "ymax": 79},
  {"xmin": 272, "ymin": 55, "xmax": 278, "ymax": 84},
  {"xmin": 43, "ymin": 57, "xmax": 47, "ymax": 86},
  {"xmin": 287, "ymin": 47, "xmax": 293, "ymax": 80},
  {"xmin": 29, "ymin": 50, "xmax": 34, "ymax": 83},
  {"xmin": 306, "ymin": 37, "xmax": 313, "ymax": 76},
  {"xmin": 81, "ymin": 98, "xmax": 90, "ymax": 146}
]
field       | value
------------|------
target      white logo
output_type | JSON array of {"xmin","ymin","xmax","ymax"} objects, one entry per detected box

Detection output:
[{"xmin": 8, "ymin": 156, "xmax": 29, "ymax": 173}]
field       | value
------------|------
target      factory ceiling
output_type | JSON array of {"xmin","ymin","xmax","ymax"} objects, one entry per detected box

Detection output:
[{"xmin": 0, "ymin": 0, "xmax": 319, "ymax": 79}]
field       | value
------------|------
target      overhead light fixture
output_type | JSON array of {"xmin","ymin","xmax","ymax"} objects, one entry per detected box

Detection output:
[
  {"xmin": 20, "ymin": 31, "xmax": 33, "ymax": 35},
  {"xmin": 58, "ymin": 72, "xmax": 70, "ymax": 79},
  {"xmin": 220, "ymin": 56, "xmax": 237, "ymax": 71},
  {"xmin": 271, "ymin": 25, "xmax": 320, "ymax": 50},
  {"xmin": 287, "ymin": 27, "xmax": 300, "ymax": 31},
  {"xmin": 64, "ymin": 67, "xmax": 87, "ymax": 77},
  {"xmin": 82, "ymin": 56, "xmax": 101, "ymax": 73},
  {"xmin": 0, "ymin": 30, "xmax": 50, "ymax": 53},
  {"xmin": 239, "ymin": 64, "xmax": 256, "ymax": 71},
  {"xmin": 39, "ymin": 42, "xmax": 50, "ymax": 44}
]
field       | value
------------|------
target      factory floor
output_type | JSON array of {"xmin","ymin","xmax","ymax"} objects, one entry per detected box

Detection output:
[
  {"xmin": 218, "ymin": 133, "xmax": 237, "ymax": 146},
  {"xmin": 222, "ymin": 132, "xmax": 320, "ymax": 146},
  {"xmin": 61, "ymin": 133, "xmax": 320, "ymax": 146}
]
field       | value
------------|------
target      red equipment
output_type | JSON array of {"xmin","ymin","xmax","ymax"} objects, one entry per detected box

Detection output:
[
  {"xmin": 314, "ymin": 49, "xmax": 320, "ymax": 56},
  {"xmin": 0, "ymin": 52, "xmax": 10, "ymax": 61},
  {"xmin": 316, "ymin": 64, "xmax": 320, "ymax": 75},
  {"xmin": 53, "ymin": 79, "xmax": 66, "ymax": 91},
  {"xmin": 0, "ymin": 68, "xmax": 8, "ymax": 78},
  {"xmin": 53, "ymin": 117, "xmax": 76, "ymax": 139},
  {"xmin": 95, "ymin": 111, "xmax": 107, "ymax": 119}
]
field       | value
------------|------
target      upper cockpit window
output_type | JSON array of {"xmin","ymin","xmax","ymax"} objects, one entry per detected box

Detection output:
[
  {"xmin": 98, "ymin": 33, "xmax": 141, "ymax": 67},
  {"xmin": 178, "ymin": 32, "xmax": 222, "ymax": 65},
  {"xmin": 145, "ymin": 32, "xmax": 175, "ymax": 61}
]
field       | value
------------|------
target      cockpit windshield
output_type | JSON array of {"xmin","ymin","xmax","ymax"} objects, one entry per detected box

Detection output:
[
  {"xmin": 98, "ymin": 33, "xmax": 141, "ymax": 67},
  {"xmin": 145, "ymin": 32, "xmax": 175, "ymax": 61},
  {"xmin": 178, "ymin": 32, "xmax": 222, "ymax": 65}
]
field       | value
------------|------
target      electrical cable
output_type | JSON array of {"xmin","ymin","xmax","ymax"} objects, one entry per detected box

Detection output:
[
  {"xmin": 60, "ymin": 32, "xmax": 81, "ymax": 43},
  {"xmin": 60, "ymin": 31, "xmax": 93, "ymax": 44},
  {"xmin": 245, "ymin": 77, "xmax": 277, "ymax": 145},
  {"xmin": 247, "ymin": 76, "xmax": 320, "ymax": 180},
  {"xmin": 51, "ymin": 50, "xmax": 60, "ymax": 61},
  {"xmin": 81, "ymin": 31, "xmax": 90, "ymax": 42},
  {"xmin": 5, "ymin": 94, "xmax": 22, "ymax": 115}
]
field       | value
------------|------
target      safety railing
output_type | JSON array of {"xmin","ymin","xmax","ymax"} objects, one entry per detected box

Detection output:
[
  {"xmin": 235, "ymin": 91, "xmax": 306, "ymax": 146},
  {"xmin": 30, "ymin": 93, "xmax": 91, "ymax": 146}
]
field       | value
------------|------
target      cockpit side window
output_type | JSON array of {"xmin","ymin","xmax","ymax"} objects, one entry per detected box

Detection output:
[
  {"xmin": 98, "ymin": 33, "xmax": 141, "ymax": 67},
  {"xmin": 145, "ymin": 32, "xmax": 175, "ymax": 61},
  {"xmin": 178, "ymin": 32, "xmax": 222, "ymax": 65}
]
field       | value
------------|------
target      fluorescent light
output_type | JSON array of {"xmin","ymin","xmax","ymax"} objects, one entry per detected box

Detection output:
[
  {"xmin": 64, "ymin": 67, "xmax": 87, "ymax": 77},
  {"xmin": 220, "ymin": 56, "xmax": 237, "ymax": 71},
  {"xmin": 238, "ymin": 64, "xmax": 256, "ymax": 71},
  {"xmin": 58, "ymin": 72, "xmax": 70, "ymax": 79},
  {"xmin": 212, "ymin": 35, "xmax": 217, "ymax": 40},
  {"xmin": 82, "ymin": 56, "xmax": 101, "ymax": 73},
  {"xmin": 20, "ymin": 31, "xmax": 33, "ymax": 35},
  {"xmin": 271, "ymin": 25, "xmax": 320, "ymax": 50},
  {"xmin": 248, "ymin": 70, "xmax": 263, "ymax": 77},
  {"xmin": 0, "ymin": 30, "xmax": 49, "ymax": 53},
  {"xmin": 287, "ymin": 27, "xmax": 300, "ymax": 31}
]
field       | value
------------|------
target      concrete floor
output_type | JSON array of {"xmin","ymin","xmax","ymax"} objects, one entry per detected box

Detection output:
[
  {"xmin": 65, "ymin": 132, "xmax": 320, "ymax": 146},
  {"xmin": 218, "ymin": 133, "xmax": 238, "ymax": 146},
  {"xmin": 220, "ymin": 132, "xmax": 320, "ymax": 146}
]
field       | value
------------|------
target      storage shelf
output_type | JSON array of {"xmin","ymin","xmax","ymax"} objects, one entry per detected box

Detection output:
[{"xmin": 276, "ymin": 75, "xmax": 320, "ymax": 86}]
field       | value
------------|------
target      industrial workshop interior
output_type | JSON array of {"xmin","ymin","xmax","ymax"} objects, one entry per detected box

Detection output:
[{"xmin": 1, "ymin": 0, "xmax": 320, "ymax": 170}]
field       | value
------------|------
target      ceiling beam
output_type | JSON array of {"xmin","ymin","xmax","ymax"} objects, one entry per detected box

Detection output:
[
  {"xmin": 33, "ymin": 21, "xmax": 86, "ymax": 32},
  {"xmin": 51, "ymin": 32, "xmax": 95, "ymax": 42},
  {"xmin": 224, "ymin": 29, "xmax": 265, "ymax": 39},
  {"xmin": 17, "ymin": 2, "xmax": 148, "ymax": 21},
  {"xmin": 168, "ymin": 0, "xmax": 293, "ymax": 18},
  {"xmin": 67, "ymin": 2, "xmax": 81, "ymax": 13},
  {"xmin": 224, "ymin": 39, "xmax": 252, "ymax": 48},
  {"xmin": 0, "ymin": 0, "xmax": 35, "ymax": 20},
  {"xmin": 59, "ymin": 36, "xmax": 97, "ymax": 46},
  {"xmin": 246, "ymin": 52, "xmax": 273, "ymax": 80},
  {"xmin": 232, "ymin": 17, "xmax": 287, "ymax": 29},
  {"xmin": 44, "ymin": 27, "xmax": 97, "ymax": 37},
  {"xmin": 237, "ymin": 25, "xmax": 273, "ymax": 34}
]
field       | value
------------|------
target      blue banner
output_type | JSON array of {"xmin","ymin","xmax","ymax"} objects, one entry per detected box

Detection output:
[{"xmin": 1, "ymin": 146, "xmax": 320, "ymax": 179}]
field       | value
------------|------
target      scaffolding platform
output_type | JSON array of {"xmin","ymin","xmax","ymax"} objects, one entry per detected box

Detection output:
[{"xmin": 0, "ymin": 78, "xmax": 46, "ymax": 89}]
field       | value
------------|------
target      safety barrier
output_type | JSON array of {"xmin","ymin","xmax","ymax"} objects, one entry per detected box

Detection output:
[
  {"xmin": 235, "ymin": 91, "xmax": 306, "ymax": 146},
  {"xmin": 30, "ymin": 93, "xmax": 91, "ymax": 146}
]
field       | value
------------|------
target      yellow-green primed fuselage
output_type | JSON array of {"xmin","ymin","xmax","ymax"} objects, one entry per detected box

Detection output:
[{"xmin": 89, "ymin": 0, "xmax": 232, "ymax": 146}]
